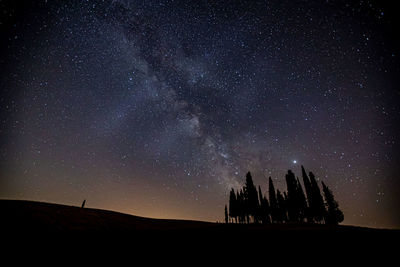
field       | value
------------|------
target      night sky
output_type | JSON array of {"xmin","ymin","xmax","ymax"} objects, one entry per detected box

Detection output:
[{"xmin": 1, "ymin": 0, "xmax": 399, "ymax": 228}]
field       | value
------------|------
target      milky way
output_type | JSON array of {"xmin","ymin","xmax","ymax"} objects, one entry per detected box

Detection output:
[{"xmin": 1, "ymin": 0, "xmax": 399, "ymax": 228}]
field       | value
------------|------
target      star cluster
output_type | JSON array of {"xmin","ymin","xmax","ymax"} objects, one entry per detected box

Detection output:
[{"xmin": 0, "ymin": 0, "xmax": 399, "ymax": 228}]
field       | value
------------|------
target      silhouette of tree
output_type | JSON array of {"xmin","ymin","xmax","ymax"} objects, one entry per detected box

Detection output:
[
  {"xmin": 237, "ymin": 189, "xmax": 245, "ymax": 224},
  {"xmin": 241, "ymin": 189, "xmax": 247, "ymax": 223},
  {"xmin": 297, "ymin": 177, "xmax": 308, "ymax": 222},
  {"xmin": 268, "ymin": 177, "xmax": 278, "ymax": 223},
  {"xmin": 258, "ymin": 186, "xmax": 271, "ymax": 224},
  {"xmin": 285, "ymin": 170, "xmax": 300, "ymax": 222},
  {"xmin": 285, "ymin": 170, "xmax": 308, "ymax": 222},
  {"xmin": 258, "ymin": 186, "xmax": 263, "ymax": 207},
  {"xmin": 225, "ymin": 205, "xmax": 228, "ymax": 224},
  {"xmin": 257, "ymin": 186, "xmax": 262, "ymax": 223},
  {"xmin": 309, "ymin": 171, "xmax": 326, "ymax": 223},
  {"xmin": 224, "ymin": 166, "xmax": 343, "ymax": 225},
  {"xmin": 81, "ymin": 199, "xmax": 86, "ymax": 208},
  {"xmin": 229, "ymin": 188, "xmax": 237, "ymax": 223},
  {"xmin": 301, "ymin": 166, "xmax": 314, "ymax": 223},
  {"xmin": 322, "ymin": 182, "xmax": 344, "ymax": 225},
  {"xmin": 276, "ymin": 190, "xmax": 287, "ymax": 223},
  {"xmin": 244, "ymin": 172, "xmax": 259, "ymax": 223}
]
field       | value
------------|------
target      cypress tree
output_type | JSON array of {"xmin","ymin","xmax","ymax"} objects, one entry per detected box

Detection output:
[
  {"xmin": 276, "ymin": 190, "xmax": 287, "ymax": 223},
  {"xmin": 309, "ymin": 171, "xmax": 326, "ymax": 223},
  {"xmin": 297, "ymin": 177, "xmax": 307, "ymax": 222},
  {"xmin": 322, "ymin": 182, "xmax": 344, "ymax": 225},
  {"xmin": 244, "ymin": 172, "xmax": 259, "ymax": 223},
  {"xmin": 229, "ymin": 188, "xmax": 237, "ymax": 223},
  {"xmin": 285, "ymin": 170, "xmax": 299, "ymax": 222},
  {"xmin": 258, "ymin": 186, "xmax": 263, "ymax": 208},
  {"xmin": 257, "ymin": 186, "xmax": 263, "ymax": 223},
  {"xmin": 301, "ymin": 165, "xmax": 313, "ymax": 223},
  {"xmin": 238, "ymin": 189, "xmax": 245, "ymax": 224},
  {"xmin": 259, "ymin": 186, "xmax": 271, "ymax": 224},
  {"xmin": 268, "ymin": 177, "xmax": 278, "ymax": 223},
  {"xmin": 236, "ymin": 190, "xmax": 241, "ymax": 223},
  {"xmin": 262, "ymin": 196, "xmax": 271, "ymax": 224},
  {"xmin": 225, "ymin": 205, "xmax": 228, "ymax": 223}
]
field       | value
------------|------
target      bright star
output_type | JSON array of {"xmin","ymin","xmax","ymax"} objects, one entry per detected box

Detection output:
[{"xmin": 293, "ymin": 160, "xmax": 297, "ymax": 164}]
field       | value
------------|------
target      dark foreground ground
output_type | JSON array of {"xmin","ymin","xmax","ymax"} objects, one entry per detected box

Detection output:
[
  {"xmin": 1, "ymin": 199, "xmax": 398, "ymax": 258},
  {"xmin": 1, "ymin": 199, "xmax": 394, "ymax": 233}
]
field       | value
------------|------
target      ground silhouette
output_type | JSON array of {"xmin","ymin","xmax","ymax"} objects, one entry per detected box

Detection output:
[
  {"xmin": 1, "ymin": 198, "xmax": 398, "ymax": 259},
  {"xmin": 1, "ymin": 199, "xmax": 395, "ymax": 234}
]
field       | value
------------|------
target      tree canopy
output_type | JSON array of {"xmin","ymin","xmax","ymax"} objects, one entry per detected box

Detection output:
[{"xmin": 226, "ymin": 166, "xmax": 344, "ymax": 225}]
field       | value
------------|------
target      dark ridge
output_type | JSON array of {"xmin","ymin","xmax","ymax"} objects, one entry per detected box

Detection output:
[
  {"xmin": 0, "ymin": 199, "xmax": 215, "ymax": 232},
  {"xmin": 1, "ymin": 199, "xmax": 396, "ymax": 234},
  {"xmin": 1, "ymin": 199, "xmax": 398, "ymax": 257}
]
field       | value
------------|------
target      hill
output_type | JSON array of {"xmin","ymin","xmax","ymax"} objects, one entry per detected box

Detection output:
[
  {"xmin": 1, "ymin": 199, "xmax": 398, "ymax": 258},
  {"xmin": 0, "ymin": 199, "xmax": 216, "ymax": 232},
  {"xmin": 1, "ymin": 199, "xmax": 396, "ymax": 234}
]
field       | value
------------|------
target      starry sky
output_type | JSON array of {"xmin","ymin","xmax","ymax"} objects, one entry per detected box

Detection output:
[{"xmin": 1, "ymin": 0, "xmax": 399, "ymax": 228}]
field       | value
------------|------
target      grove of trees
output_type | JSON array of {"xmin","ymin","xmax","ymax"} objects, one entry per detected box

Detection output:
[{"xmin": 226, "ymin": 165, "xmax": 344, "ymax": 225}]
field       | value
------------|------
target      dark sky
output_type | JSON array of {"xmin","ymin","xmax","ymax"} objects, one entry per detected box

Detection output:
[{"xmin": 1, "ymin": 0, "xmax": 399, "ymax": 228}]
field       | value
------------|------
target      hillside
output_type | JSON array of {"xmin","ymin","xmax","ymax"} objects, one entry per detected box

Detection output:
[
  {"xmin": 0, "ymin": 199, "xmax": 217, "ymax": 232},
  {"xmin": 1, "ymin": 199, "xmax": 397, "ymax": 235},
  {"xmin": 1, "ymin": 199, "xmax": 397, "ymax": 262}
]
